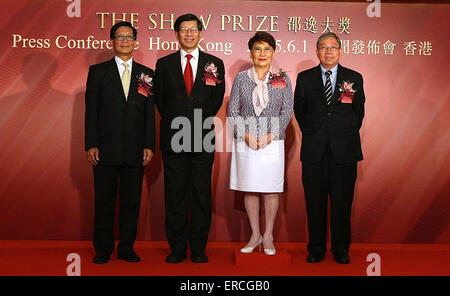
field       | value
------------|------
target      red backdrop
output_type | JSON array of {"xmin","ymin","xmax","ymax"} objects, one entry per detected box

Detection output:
[{"xmin": 0, "ymin": 0, "xmax": 449, "ymax": 243}]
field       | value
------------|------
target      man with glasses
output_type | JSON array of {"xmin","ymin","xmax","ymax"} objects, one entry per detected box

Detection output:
[
  {"xmin": 85, "ymin": 21, "xmax": 155, "ymax": 264},
  {"xmin": 294, "ymin": 32, "xmax": 365, "ymax": 264},
  {"xmin": 154, "ymin": 14, "xmax": 225, "ymax": 263}
]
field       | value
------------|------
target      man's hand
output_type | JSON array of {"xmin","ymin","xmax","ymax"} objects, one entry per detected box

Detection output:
[
  {"xmin": 87, "ymin": 147, "xmax": 99, "ymax": 166},
  {"xmin": 244, "ymin": 133, "xmax": 259, "ymax": 150},
  {"xmin": 143, "ymin": 148, "xmax": 154, "ymax": 166},
  {"xmin": 258, "ymin": 133, "xmax": 275, "ymax": 149}
]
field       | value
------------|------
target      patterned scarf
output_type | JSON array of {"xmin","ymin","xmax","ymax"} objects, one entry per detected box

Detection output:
[{"xmin": 247, "ymin": 66, "xmax": 271, "ymax": 116}]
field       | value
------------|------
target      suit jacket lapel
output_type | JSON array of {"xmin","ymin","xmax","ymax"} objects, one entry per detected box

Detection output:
[
  {"xmin": 192, "ymin": 51, "xmax": 206, "ymax": 94},
  {"xmin": 106, "ymin": 58, "xmax": 126, "ymax": 102},
  {"xmin": 128, "ymin": 61, "xmax": 139, "ymax": 102},
  {"xmin": 330, "ymin": 64, "xmax": 344, "ymax": 106},
  {"xmin": 313, "ymin": 65, "xmax": 328, "ymax": 106},
  {"xmin": 169, "ymin": 51, "xmax": 189, "ymax": 98}
]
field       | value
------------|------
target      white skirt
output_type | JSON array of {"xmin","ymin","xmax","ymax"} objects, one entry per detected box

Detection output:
[{"xmin": 229, "ymin": 139, "xmax": 285, "ymax": 193}]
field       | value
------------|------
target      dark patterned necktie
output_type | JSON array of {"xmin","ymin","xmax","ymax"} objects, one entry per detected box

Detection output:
[{"xmin": 324, "ymin": 70, "xmax": 332, "ymax": 105}]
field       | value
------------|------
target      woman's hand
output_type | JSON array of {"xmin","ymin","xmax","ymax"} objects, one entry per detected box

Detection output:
[
  {"xmin": 258, "ymin": 133, "xmax": 275, "ymax": 149},
  {"xmin": 244, "ymin": 133, "xmax": 259, "ymax": 150}
]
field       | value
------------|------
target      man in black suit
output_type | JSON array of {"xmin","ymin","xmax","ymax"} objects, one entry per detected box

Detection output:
[
  {"xmin": 85, "ymin": 22, "xmax": 155, "ymax": 264},
  {"xmin": 154, "ymin": 14, "xmax": 225, "ymax": 263},
  {"xmin": 294, "ymin": 32, "xmax": 365, "ymax": 264}
]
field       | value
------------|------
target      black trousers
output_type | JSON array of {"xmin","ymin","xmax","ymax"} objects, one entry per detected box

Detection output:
[
  {"xmin": 93, "ymin": 164, "xmax": 144, "ymax": 256},
  {"xmin": 162, "ymin": 152, "xmax": 214, "ymax": 257},
  {"xmin": 302, "ymin": 144, "xmax": 357, "ymax": 256}
]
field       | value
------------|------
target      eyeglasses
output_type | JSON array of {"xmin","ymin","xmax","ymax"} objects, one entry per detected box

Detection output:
[
  {"xmin": 114, "ymin": 35, "xmax": 135, "ymax": 41},
  {"xmin": 253, "ymin": 47, "xmax": 273, "ymax": 54},
  {"xmin": 179, "ymin": 27, "xmax": 199, "ymax": 34},
  {"xmin": 318, "ymin": 46, "xmax": 340, "ymax": 52}
]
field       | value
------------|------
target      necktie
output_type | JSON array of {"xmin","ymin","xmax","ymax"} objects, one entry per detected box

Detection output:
[
  {"xmin": 122, "ymin": 62, "xmax": 130, "ymax": 100},
  {"xmin": 324, "ymin": 70, "xmax": 332, "ymax": 105},
  {"xmin": 184, "ymin": 54, "xmax": 193, "ymax": 95}
]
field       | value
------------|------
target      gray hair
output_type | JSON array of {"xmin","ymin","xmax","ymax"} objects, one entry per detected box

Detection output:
[{"xmin": 316, "ymin": 32, "xmax": 341, "ymax": 49}]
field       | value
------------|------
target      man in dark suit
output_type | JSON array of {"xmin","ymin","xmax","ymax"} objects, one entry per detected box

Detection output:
[
  {"xmin": 154, "ymin": 14, "xmax": 225, "ymax": 263},
  {"xmin": 294, "ymin": 32, "xmax": 365, "ymax": 264},
  {"xmin": 85, "ymin": 22, "xmax": 155, "ymax": 264}
]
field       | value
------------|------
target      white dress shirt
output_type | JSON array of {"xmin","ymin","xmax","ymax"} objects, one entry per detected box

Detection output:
[
  {"xmin": 320, "ymin": 64, "xmax": 338, "ymax": 94},
  {"xmin": 115, "ymin": 56, "xmax": 133, "ymax": 79},
  {"xmin": 180, "ymin": 47, "xmax": 199, "ymax": 81}
]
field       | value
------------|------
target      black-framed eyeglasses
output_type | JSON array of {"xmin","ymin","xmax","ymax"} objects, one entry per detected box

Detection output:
[{"xmin": 114, "ymin": 35, "xmax": 135, "ymax": 41}]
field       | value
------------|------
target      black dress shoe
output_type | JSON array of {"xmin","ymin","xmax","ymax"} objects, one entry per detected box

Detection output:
[
  {"xmin": 307, "ymin": 253, "xmax": 325, "ymax": 263},
  {"xmin": 165, "ymin": 252, "xmax": 187, "ymax": 263},
  {"xmin": 333, "ymin": 254, "xmax": 350, "ymax": 264},
  {"xmin": 93, "ymin": 254, "xmax": 110, "ymax": 264},
  {"xmin": 191, "ymin": 254, "xmax": 208, "ymax": 263},
  {"xmin": 117, "ymin": 252, "xmax": 141, "ymax": 263}
]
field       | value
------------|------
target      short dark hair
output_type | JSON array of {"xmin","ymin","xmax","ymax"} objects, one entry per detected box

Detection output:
[
  {"xmin": 174, "ymin": 14, "xmax": 202, "ymax": 32},
  {"xmin": 316, "ymin": 32, "xmax": 341, "ymax": 49},
  {"xmin": 110, "ymin": 21, "xmax": 137, "ymax": 40},
  {"xmin": 248, "ymin": 32, "xmax": 276, "ymax": 51}
]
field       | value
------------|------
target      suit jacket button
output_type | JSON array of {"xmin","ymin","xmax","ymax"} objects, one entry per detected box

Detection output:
[{"xmin": 327, "ymin": 112, "xmax": 332, "ymax": 116}]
